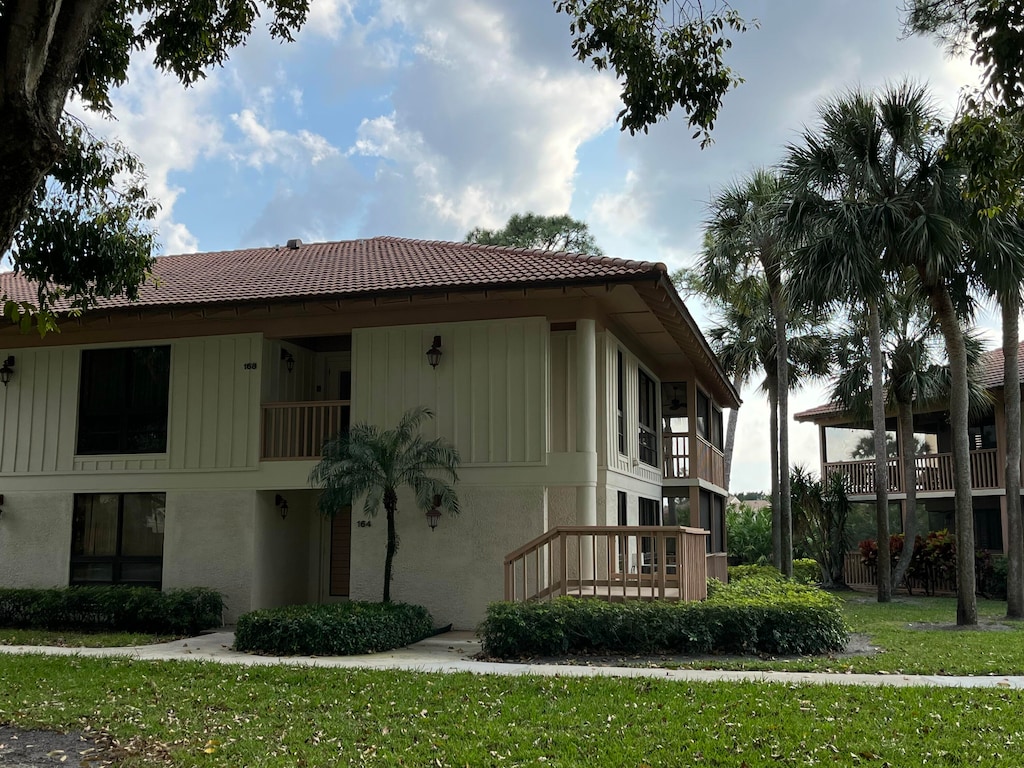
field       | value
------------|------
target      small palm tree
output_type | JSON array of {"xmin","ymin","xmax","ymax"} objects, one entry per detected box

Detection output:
[{"xmin": 310, "ymin": 407, "xmax": 460, "ymax": 603}]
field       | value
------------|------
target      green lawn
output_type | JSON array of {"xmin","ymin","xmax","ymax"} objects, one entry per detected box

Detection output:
[
  {"xmin": 0, "ymin": 654, "xmax": 1022, "ymax": 767},
  {"xmin": 667, "ymin": 593, "xmax": 1024, "ymax": 676},
  {"xmin": 0, "ymin": 629, "xmax": 176, "ymax": 648}
]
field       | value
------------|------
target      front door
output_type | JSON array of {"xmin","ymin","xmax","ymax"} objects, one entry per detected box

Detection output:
[{"xmin": 324, "ymin": 506, "xmax": 351, "ymax": 599}]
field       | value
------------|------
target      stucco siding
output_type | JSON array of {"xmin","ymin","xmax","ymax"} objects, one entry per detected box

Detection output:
[
  {"xmin": 347, "ymin": 484, "xmax": 546, "ymax": 629},
  {"xmin": 351, "ymin": 319, "xmax": 547, "ymax": 466},
  {"xmin": 251, "ymin": 491, "xmax": 315, "ymax": 610},
  {"xmin": 0, "ymin": 493, "xmax": 72, "ymax": 587},
  {"xmin": 163, "ymin": 490, "xmax": 256, "ymax": 623}
]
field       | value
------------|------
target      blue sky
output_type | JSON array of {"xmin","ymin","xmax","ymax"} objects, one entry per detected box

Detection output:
[{"xmin": 73, "ymin": 0, "xmax": 989, "ymax": 492}]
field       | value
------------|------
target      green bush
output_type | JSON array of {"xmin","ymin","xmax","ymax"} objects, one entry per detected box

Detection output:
[
  {"xmin": 480, "ymin": 578, "xmax": 848, "ymax": 659},
  {"xmin": 793, "ymin": 558, "xmax": 820, "ymax": 584},
  {"xmin": 234, "ymin": 602, "xmax": 433, "ymax": 656},
  {"xmin": 728, "ymin": 564, "xmax": 784, "ymax": 583},
  {"xmin": 726, "ymin": 503, "xmax": 773, "ymax": 565},
  {"xmin": 0, "ymin": 586, "xmax": 223, "ymax": 635}
]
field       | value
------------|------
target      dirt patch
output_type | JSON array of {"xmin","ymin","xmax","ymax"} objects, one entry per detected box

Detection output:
[
  {"xmin": 905, "ymin": 621, "xmax": 1016, "ymax": 632},
  {"xmin": 0, "ymin": 726, "xmax": 172, "ymax": 767}
]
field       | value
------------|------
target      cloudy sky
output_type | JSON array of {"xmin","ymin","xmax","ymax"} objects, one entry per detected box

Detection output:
[{"xmin": 74, "ymin": 0, "xmax": 991, "ymax": 492}]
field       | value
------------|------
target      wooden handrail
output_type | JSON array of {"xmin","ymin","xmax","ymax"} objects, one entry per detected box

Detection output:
[
  {"xmin": 261, "ymin": 400, "xmax": 350, "ymax": 460},
  {"xmin": 504, "ymin": 526, "xmax": 710, "ymax": 604},
  {"xmin": 824, "ymin": 448, "xmax": 1001, "ymax": 493}
]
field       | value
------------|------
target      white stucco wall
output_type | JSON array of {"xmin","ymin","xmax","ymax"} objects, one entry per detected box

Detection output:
[
  {"xmin": 347, "ymin": 484, "xmax": 547, "ymax": 630},
  {"xmin": 0, "ymin": 493, "xmax": 72, "ymax": 587},
  {"xmin": 251, "ymin": 491, "xmax": 315, "ymax": 611},
  {"xmin": 163, "ymin": 490, "xmax": 256, "ymax": 623}
]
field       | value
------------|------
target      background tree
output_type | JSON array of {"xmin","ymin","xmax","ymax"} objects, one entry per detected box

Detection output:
[
  {"xmin": 785, "ymin": 81, "xmax": 980, "ymax": 623},
  {"xmin": 791, "ymin": 466, "xmax": 851, "ymax": 588},
  {"xmin": 908, "ymin": 4, "xmax": 1024, "ymax": 620},
  {"xmin": 0, "ymin": 0, "xmax": 309, "ymax": 322},
  {"xmin": 702, "ymin": 170, "xmax": 801, "ymax": 576},
  {"xmin": 555, "ymin": 0, "xmax": 755, "ymax": 143},
  {"xmin": 310, "ymin": 407, "xmax": 460, "ymax": 603},
  {"xmin": 465, "ymin": 213, "xmax": 603, "ymax": 255}
]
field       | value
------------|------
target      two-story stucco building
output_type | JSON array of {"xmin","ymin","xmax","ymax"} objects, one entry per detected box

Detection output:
[{"xmin": 0, "ymin": 237, "xmax": 738, "ymax": 628}]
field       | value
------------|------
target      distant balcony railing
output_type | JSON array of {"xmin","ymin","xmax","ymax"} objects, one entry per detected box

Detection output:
[
  {"xmin": 663, "ymin": 434, "xmax": 725, "ymax": 487},
  {"xmin": 261, "ymin": 400, "xmax": 349, "ymax": 460},
  {"xmin": 823, "ymin": 449, "xmax": 1000, "ymax": 495}
]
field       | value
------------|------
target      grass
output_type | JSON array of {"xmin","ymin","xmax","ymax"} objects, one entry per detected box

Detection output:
[
  {"xmin": 0, "ymin": 629, "xmax": 176, "ymax": 648},
  {"xmin": 663, "ymin": 592, "xmax": 1024, "ymax": 676},
  {"xmin": 0, "ymin": 654, "xmax": 1022, "ymax": 766}
]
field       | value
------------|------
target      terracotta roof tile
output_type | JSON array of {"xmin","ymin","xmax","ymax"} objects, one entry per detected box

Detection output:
[
  {"xmin": 795, "ymin": 342, "xmax": 1024, "ymax": 422},
  {"xmin": 0, "ymin": 236, "xmax": 666, "ymax": 311}
]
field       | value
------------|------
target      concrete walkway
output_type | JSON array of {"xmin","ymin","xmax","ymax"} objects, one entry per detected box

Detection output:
[{"xmin": 2, "ymin": 631, "xmax": 1024, "ymax": 689}]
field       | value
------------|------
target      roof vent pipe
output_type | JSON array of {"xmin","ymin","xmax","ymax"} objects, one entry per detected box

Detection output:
[{"xmin": 286, "ymin": 238, "xmax": 303, "ymax": 250}]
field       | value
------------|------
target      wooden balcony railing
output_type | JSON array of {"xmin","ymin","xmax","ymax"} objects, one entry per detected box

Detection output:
[
  {"xmin": 823, "ymin": 449, "xmax": 1000, "ymax": 495},
  {"xmin": 504, "ymin": 526, "xmax": 709, "ymax": 603},
  {"xmin": 261, "ymin": 400, "xmax": 349, "ymax": 460},
  {"xmin": 663, "ymin": 434, "xmax": 725, "ymax": 487}
]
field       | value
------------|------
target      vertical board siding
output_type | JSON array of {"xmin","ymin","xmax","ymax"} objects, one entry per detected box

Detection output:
[
  {"xmin": 352, "ymin": 319, "xmax": 547, "ymax": 465},
  {"xmin": 0, "ymin": 335, "xmax": 260, "ymax": 475}
]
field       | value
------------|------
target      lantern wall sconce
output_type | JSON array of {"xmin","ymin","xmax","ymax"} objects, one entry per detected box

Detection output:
[
  {"xmin": 425, "ymin": 495, "xmax": 442, "ymax": 531},
  {"xmin": 275, "ymin": 494, "xmax": 289, "ymax": 520},
  {"xmin": 280, "ymin": 349, "xmax": 295, "ymax": 373},
  {"xmin": 426, "ymin": 336, "xmax": 442, "ymax": 368},
  {"xmin": 0, "ymin": 356, "xmax": 14, "ymax": 387}
]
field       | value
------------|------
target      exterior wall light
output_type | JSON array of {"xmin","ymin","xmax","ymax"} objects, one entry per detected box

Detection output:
[
  {"xmin": 0, "ymin": 356, "xmax": 14, "ymax": 386},
  {"xmin": 280, "ymin": 349, "xmax": 295, "ymax": 373},
  {"xmin": 275, "ymin": 494, "xmax": 289, "ymax": 519},
  {"xmin": 425, "ymin": 495, "xmax": 442, "ymax": 531},
  {"xmin": 426, "ymin": 336, "xmax": 442, "ymax": 368}
]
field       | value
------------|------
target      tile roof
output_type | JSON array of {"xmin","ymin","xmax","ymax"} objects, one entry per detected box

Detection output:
[
  {"xmin": 795, "ymin": 342, "xmax": 1024, "ymax": 422},
  {"xmin": 0, "ymin": 236, "xmax": 666, "ymax": 311}
]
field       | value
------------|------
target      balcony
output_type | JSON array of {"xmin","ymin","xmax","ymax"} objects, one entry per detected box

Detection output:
[
  {"xmin": 823, "ymin": 449, "xmax": 1000, "ymax": 495},
  {"xmin": 261, "ymin": 400, "xmax": 349, "ymax": 460},
  {"xmin": 663, "ymin": 433, "xmax": 725, "ymax": 487}
]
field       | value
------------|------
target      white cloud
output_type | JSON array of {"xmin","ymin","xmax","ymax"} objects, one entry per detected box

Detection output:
[
  {"xmin": 230, "ymin": 109, "xmax": 340, "ymax": 169},
  {"xmin": 306, "ymin": 0, "xmax": 355, "ymax": 40}
]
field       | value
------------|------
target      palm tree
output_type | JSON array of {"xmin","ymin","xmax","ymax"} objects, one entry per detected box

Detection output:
[
  {"xmin": 829, "ymin": 292, "xmax": 990, "ymax": 590},
  {"xmin": 784, "ymin": 81, "xmax": 980, "ymax": 623},
  {"xmin": 309, "ymin": 407, "xmax": 461, "ymax": 603},
  {"xmin": 703, "ymin": 170, "xmax": 797, "ymax": 576}
]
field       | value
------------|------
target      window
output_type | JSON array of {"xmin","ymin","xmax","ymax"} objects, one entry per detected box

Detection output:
[
  {"xmin": 616, "ymin": 351, "xmax": 626, "ymax": 454},
  {"xmin": 617, "ymin": 491, "xmax": 628, "ymax": 526},
  {"xmin": 70, "ymin": 493, "xmax": 165, "ymax": 588},
  {"xmin": 639, "ymin": 496, "xmax": 660, "ymax": 570},
  {"xmin": 699, "ymin": 490, "xmax": 727, "ymax": 553},
  {"xmin": 638, "ymin": 369, "xmax": 658, "ymax": 466},
  {"xmin": 77, "ymin": 346, "xmax": 171, "ymax": 454},
  {"xmin": 711, "ymin": 404, "xmax": 724, "ymax": 451}
]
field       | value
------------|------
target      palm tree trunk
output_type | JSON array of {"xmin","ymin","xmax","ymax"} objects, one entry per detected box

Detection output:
[
  {"xmin": 772, "ymin": 286, "xmax": 793, "ymax": 578},
  {"xmin": 868, "ymin": 300, "xmax": 892, "ymax": 602},
  {"xmin": 383, "ymin": 489, "xmax": 398, "ymax": 603},
  {"xmin": 767, "ymin": 374, "xmax": 782, "ymax": 570},
  {"xmin": 893, "ymin": 399, "xmax": 917, "ymax": 590},
  {"xmin": 723, "ymin": 375, "xmax": 742, "ymax": 490},
  {"xmin": 927, "ymin": 280, "xmax": 977, "ymax": 625},
  {"xmin": 1003, "ymin": 292, "xmax": 1024, "ymax": 619}
]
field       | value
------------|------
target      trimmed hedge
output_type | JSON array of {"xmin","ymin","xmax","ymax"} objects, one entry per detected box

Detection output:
[
  {"xmin": 728, "ymin": 559, "xmax": 820, "ymax": 585},
  {"xmin": 480, "ymin": 577, "xmax": 848, "ymax": 659},
  {"xmin": 234, "ymin": 602, "xmax": 434, "ymax": 656},
  {"xmin": 0, "ymin": 586, "xmax": 224, "ymax": 635}
]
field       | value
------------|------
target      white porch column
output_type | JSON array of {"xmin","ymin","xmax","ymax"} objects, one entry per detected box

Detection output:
[{"xmin": 575, "ymin": 319, "xmax": 598, "ymax": 526}]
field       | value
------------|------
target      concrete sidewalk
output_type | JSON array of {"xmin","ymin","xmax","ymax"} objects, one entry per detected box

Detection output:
[{"xmin": 2, "ymin": 630, "xmax": 1023, "ymax": 689}]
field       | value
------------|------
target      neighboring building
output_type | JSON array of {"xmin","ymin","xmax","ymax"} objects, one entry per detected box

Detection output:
[
  {"xmin": 795, "ymin": 344, "xmax": 1018, "ymax": 554},
  {"xmin": 0, "ymin": 237, "xmax": 738, "ymax": 628}
]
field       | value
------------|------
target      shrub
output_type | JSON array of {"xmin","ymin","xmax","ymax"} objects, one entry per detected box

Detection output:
[
  {"xmin": 234, "ymin": 602, "xmax": 433, "ymax": 656},
  {"xmin": 0, "ymin": 586, "xmax": 223, "ymax": 635},
  {"xmin": 726, "ymin": 503, "xmax": 773, "ymax": 565},
  {"xmin": 480, "ymin": 579, "xmax": 848, "ymax": 659},
  {"xmin": 793, "ymin": 558, "xmax": 820, "ymax": 584},
  {"xmin": 727, "ymin": 560, "xmax": 819, "ymax": 585}
]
